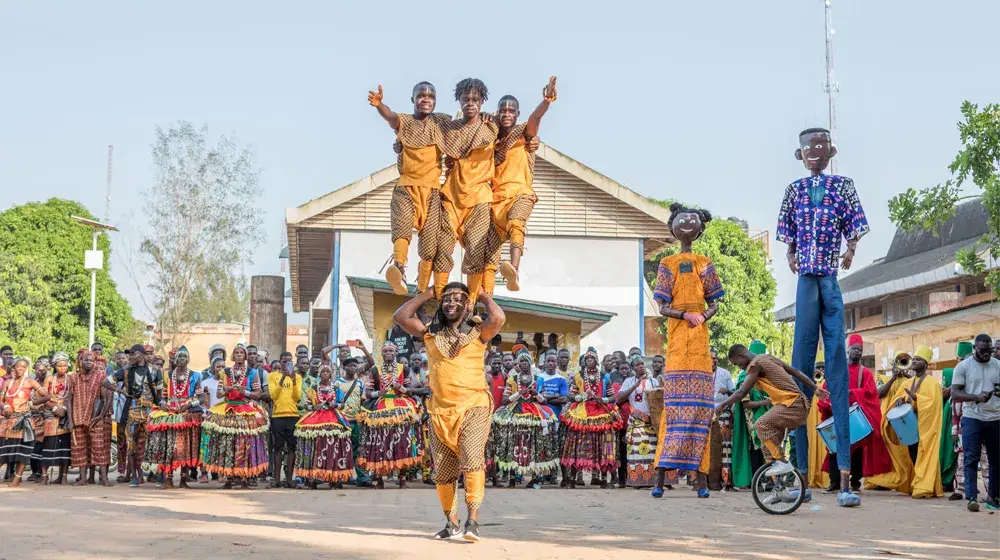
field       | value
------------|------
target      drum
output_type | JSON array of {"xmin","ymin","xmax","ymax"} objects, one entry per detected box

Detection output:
[
  {"xmin": 886, "ymin": 403, "xmax": 919, "ymax": 446},
  {"xmin": 815, "ymin": 404, "xmax": 873, "ymax": 455},
  {"xmin": 647, "ymin": 389, "xmax": 664, "ymax": 438}
]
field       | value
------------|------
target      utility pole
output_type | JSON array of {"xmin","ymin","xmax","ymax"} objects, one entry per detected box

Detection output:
[{"xmin": 823, "ymin": 0, "xmax": 839, "ymax": 173}]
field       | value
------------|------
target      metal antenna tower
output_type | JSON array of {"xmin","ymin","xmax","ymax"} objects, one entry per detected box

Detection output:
[{"xmin": 823, "ymin": 0, "xmax": 839, "ymax": 173}]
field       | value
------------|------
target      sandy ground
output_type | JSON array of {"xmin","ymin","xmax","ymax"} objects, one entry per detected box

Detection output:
[{"xmin": 0, "ymin": 480, "xmax": 997, "ymax": 560}]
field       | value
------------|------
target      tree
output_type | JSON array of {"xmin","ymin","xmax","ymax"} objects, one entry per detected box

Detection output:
[
  {"xmin": 181, "ymin": 265, "xmax": 251, "ymax": 323},
  {"xmin": 140, "ymin": 122, "xmax": 263, "ymax": 349},
  {"xmin": 888, "ymin": 101, "xmax": 1000, "ymax": 291},
  {"xmin": 0, "ymin": 198, "xmax": 136, "ymax": 354},
  {"xmin": 0, "ymin": 252, "xmax": 59, "ymax": 358},
  {"xmin": 646, "ymin": 201, "xmax": 792, "ymax": 370}
]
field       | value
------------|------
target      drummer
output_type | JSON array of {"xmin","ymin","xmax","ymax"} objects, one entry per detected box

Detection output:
[
  {"xmin": 885, "ymin": 346, "xmax": 944, "ymax": 499},
  {"xmin": 817, "ymin": 334, "xmax": 892, "ymax": 499}
]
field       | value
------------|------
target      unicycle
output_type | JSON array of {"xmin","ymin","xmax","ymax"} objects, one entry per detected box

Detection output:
[{"xmin": 750, "ymin": 431, "xmax": 807, "ymax": 515}]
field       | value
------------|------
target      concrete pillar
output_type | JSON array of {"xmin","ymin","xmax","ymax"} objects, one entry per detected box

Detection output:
[{"xmin": 250, "ymin": 275, "xmax": 286, "ymax": 359}]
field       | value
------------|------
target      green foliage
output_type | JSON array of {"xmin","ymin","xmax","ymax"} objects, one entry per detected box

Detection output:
[
  {"xmin": 142, "ymin": 122, "xmax": 261, "ymax": 348},
  {"xmin": 888, "ymin": 101, "xmax": 1000, "ymax": 292},
  {"xmin": 647, "ymin": 199, "xmax": 789, "ymax": 370},
  {"xmin": 0, "ymin": 198, "xmax": 135, "ymax": 354}
]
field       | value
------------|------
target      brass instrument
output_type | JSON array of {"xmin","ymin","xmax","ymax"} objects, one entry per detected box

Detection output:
[{"xmin": 893, "ymin": 352, "xmax": 911, "ymax": 371}]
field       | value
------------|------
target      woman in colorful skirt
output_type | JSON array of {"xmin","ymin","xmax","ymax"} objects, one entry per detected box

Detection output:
[
  {"xmin": 201, "ymin": 344, "xmax": 269, "ymax": 489},
  {"xmin": 492, "ymin": 366, "xmax": 560, "ymax": 488},
  {"xmin": 39, "ymin": 352, "xmax": 73, "ymax": 484},
  {"xmin": 145, "ymin": 346, "xmax": 203, "ymax": 489},
  {"xmin": 617, "ymin": 355, "xmax": 661, "ymax": 488},
  {"xmin": 651, "ymin": 204, "xmax": 724, "ymax": 499},
  {"xmin": 561, "ymin": 350, "xmax": 623, "ymax": 489},
  {"xmin": 356, "ymin": 342, "xmax": 424, "ymax": 488},
  {"xmin": 1, "ymin": 357, "xmax": 49, "ymax": 486},
  {"xmin": 295, "ymin": 364, "xmax": 354, "ymax": 488}
]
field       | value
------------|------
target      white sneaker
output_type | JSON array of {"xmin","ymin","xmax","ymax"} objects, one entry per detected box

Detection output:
[
  {"xmin": 761, "ymin": 492, "xmax": 782, "ymax": 505},
  {"xmin": 765, "ymin": 461, "xmax": 794, "ymax": 476}
]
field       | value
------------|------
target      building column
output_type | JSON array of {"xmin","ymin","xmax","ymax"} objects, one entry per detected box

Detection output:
[{"xmin": 329, "ymin": 230, "xmax": 341, "ymax": 346}]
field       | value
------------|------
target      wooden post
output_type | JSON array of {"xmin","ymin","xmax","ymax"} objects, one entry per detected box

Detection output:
[{"xmin": 250, "ymin": 275, "xmax": 286, "ymax": 359}]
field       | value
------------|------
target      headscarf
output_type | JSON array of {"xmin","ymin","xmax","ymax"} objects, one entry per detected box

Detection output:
[
  {"xmin": 11, "ymin": 356, "xmax": 30, "ymax": 370},
  {"xmin": 143, "ymin": 344, "xmax": 155, "ymax": 353},
  {"xmin": 175, "ymin": 346, "xmax": 190, "ymax": 359},
  {"xmin": 52, "ymin": 352, "xmax": 70, "ymax": 366},
  {"xmin": 382, "ymin": 341, "xmax": 398, "ymax": 352}
]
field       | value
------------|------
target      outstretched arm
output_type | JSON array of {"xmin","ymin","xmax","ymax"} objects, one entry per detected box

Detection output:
[
  {"xmin": 524, "ymin": 76, "xmax": 557, "ymax": 139},
  {"xmin": 478, "ymin": 290, "xmax": 506, "ymax": 343},
  {"xmin": 719, "ymin": 368, "xmax": 760, "ymax": 409},
  {"xmin": 394, "ymin": 288, "xmax": 435, "ymax": 338},
  {"xmin": 368, "ymin": 85, "xmax": 400, "ymax": 131}
]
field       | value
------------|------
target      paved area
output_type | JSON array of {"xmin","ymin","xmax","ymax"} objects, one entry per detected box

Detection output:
[{"xmin": 0, "ymin": 482, "xmax": 997, "ymax": 559}]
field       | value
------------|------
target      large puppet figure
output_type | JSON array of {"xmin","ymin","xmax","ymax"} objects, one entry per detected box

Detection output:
[
  {"xmin": 776, "ymin": 127, "xmax": 869, "ymax": 507},
  {"xmin": 651, "ymin": 204, "xmax": 725, "ymax": 499}
]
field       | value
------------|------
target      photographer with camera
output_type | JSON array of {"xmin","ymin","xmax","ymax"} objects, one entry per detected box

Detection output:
[{"xmin": 951, "ymin": 334, "xmax": 1000, "ymax": 511}]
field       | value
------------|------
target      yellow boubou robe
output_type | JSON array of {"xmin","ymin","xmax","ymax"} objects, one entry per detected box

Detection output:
[
  {"xmin": 807, "ymin": 394, "xmax": 831, "ymax": 489},
  {"xmin": 865, "ymin": 376, "xmax": 911, "ymax": 492},
  {"xmin": 874, "ymin": 374, "xmax": 944, "ymax": 498}
]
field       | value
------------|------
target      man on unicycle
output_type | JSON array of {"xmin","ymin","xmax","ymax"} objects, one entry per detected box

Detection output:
[{"xmin": 721, "ymin": 344, "xmax": 833, "ymax": 512}]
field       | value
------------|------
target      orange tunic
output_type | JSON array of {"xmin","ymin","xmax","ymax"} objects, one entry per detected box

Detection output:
[{"xmin": 424, "ymin": 332, "xmax": 491, "ymax": 454}]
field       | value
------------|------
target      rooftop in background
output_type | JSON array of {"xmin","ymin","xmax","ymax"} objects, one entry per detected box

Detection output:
[{"xmin": 776, "ymin": 198, "xmax": 989, "ymax": 321}]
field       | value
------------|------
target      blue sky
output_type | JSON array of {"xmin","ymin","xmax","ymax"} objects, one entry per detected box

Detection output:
[{"xmin": 1, "ymin": 1, "xmax": 996, "ymax": 323}]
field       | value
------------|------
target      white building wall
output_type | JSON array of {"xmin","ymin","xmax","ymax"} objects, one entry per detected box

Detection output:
[{"xmin": 323, "ymin": 231, "xmax": 654, "ymax": 354}]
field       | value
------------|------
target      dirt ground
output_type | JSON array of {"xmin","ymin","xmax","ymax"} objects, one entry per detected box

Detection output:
[{"xmin": 0, "ymin": 481, "xmax": 997, "ymax": 560}]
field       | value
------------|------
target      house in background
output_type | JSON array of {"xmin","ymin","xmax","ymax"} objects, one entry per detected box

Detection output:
[
  {"xmin": 284, "ymin": 143, "xmax": 679, "ymax": 363},
  {"xmin": 776, "ymin": 199, "xmax": 996, "ymax": 371}
]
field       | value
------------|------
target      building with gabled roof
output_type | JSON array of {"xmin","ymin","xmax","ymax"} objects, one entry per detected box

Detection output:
[{"xmin": 285, "ymin": 143, "xmax": 678, "ymax": 361}]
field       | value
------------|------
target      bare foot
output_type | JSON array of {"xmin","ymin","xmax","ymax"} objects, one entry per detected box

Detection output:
[
  {"xmin": 101, "ymin": 479, "xmax": 113, "ymax": 487},
  {"xmin": 179, "ymin": 478, "xmax": 190, "ymax": 489},
  {"xmin": 73, "ymin": 478, "xmax": 89, "ymax": 487},
  {"xmin": 42, "ymin": 477, "xmax": 50, "ymax": 485},
  {"xmin": 9, "ymin": 477, "xmax": 22, "ymax": 487},
  {"xmin": 223, "ymin": 480, "xmax": 233, "ymax": 490}
]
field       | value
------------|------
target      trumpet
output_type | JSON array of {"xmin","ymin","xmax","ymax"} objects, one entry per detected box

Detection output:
[{"xmin": 893, "ymin": 352, "xmax": 911, "ymax": 371}]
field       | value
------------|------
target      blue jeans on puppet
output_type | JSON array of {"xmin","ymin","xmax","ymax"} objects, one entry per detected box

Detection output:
[{"xmin": 792, "ymin": 274, "xmax": 851, "ymax": 474}]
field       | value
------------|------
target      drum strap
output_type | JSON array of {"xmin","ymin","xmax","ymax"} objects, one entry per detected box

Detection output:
[{"xmin": 909, "ymin": 373, "xmax": 927, "ymax": 396}]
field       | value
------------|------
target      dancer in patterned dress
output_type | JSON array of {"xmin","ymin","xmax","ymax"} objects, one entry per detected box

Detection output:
[
  {"xmin": 145, "ymin": 346, "xmax": 203, "ymax": 489},
  {"xmin": 369, "ymin": 82, "xmax": 453, "ymax": 295},
  {"xmin": 392, "ymin": 282, "xmax": 505, "ymax": 542},
  {"xmin": 356, "ymin": 342, "xmax": 424, "ymax": 486},
  {"xmin": 295, "ymin": 364, "xmax": 354, "ymax": 488},
  {"xmin": 482, "ymin": 76, "xmax": 558, "ymax": 292},
  {"xmin": 0, "ymin": 357, "xmax": 49, "ymax": 486},
  {"xmin": 561, "ymin": 350, "xmax": 623, "ymax": 489},
  {"xmin": 201, "ymin": 344, "xmax": 269, "ymax": 489},
  {"xmin": 651, "ymin": 204, "xmax": 725, "ymax": 499},
  {"xmin": 39, "ymin": 352, "xmax": 73, "ymax": 484},
  {"xmin": 492, "ymin": 364, "xmax": 560, "ymax": 487},
  {"xmin": 617, "ymin": 355, "xmax": 661, "ymax": 488}
]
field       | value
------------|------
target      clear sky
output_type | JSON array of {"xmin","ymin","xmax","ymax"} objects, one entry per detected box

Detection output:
[{"xmin": 2, "ymin": 1, "xmax": 996, "ymax": 324}]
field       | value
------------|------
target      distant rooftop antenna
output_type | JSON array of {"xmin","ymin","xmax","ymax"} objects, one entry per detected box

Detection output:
[{"xmin": 823, "ymin": 0, "xmax": 839, "ymax": 173}]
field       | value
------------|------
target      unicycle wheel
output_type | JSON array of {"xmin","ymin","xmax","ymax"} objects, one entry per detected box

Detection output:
[{"xmin": 750, "ymin": 462, "xmax": 807, "ymax": 515}]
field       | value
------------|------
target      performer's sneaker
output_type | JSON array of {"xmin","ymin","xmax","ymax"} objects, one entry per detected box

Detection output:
[
  {"xmin": 500, "ymin": 261, "xmax": 520, "ymax": 292},
  {"xmin": 837, "ymin": 489, "xmax": 861, "ymax": 508},
  {"xmin": 386, "ymin": 263, "xmax": 408, "ymax": 295},
  {"xmin": 983, "ymin": 497, "xmax": 999, "ymax": 511},
  {"xmin": 462, "ymin": 520, "xmax": 481, "ymax": 542},
  {"xmin": 967, "ymin": 499, "xmax": 980, "ymax": 512},
  {"xmin": 433, "ymin": 521, "xmax": 463, "ymax": 540},
  {"xmin": 764, "ymin": 460, "xmax": 794, "ymax": 476}
]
